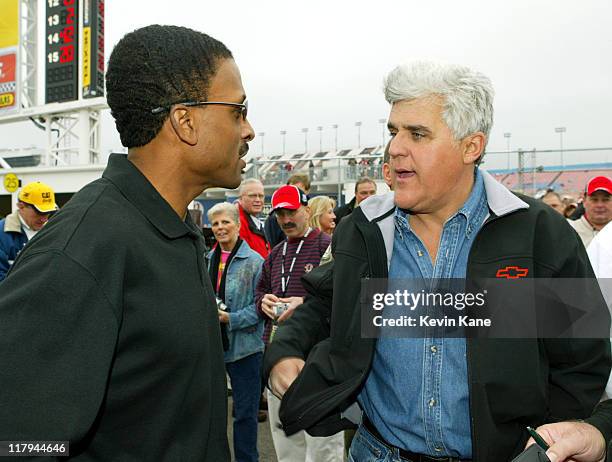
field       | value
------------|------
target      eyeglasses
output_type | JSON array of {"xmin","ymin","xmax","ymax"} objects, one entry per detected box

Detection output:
[
  {"xmin": 25, "ymin": 204, "xmax": 55, "ymax": 217},
  {"xmin": 151, "ymin": 99, "xmax": 248, "ymax": 119}
]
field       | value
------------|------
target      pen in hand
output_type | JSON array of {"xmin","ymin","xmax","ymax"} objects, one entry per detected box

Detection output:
[{"xmin": 526, "ymin": 426, "xmax": 550, "ymax": 450}]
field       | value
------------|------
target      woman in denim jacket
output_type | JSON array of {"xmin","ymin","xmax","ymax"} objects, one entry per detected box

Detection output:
[{"xmin": 206, "ymin": 202, "xmax": 264, "ymax": 462}]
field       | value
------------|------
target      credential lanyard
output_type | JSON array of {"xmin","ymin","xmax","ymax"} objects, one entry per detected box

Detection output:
[{"xmin": 281, "ymin": 227, "xmax": 312, "ymax": 296}]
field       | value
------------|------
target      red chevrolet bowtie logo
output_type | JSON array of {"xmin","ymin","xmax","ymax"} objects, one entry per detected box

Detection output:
[{"xmin": 496, "ymin": 266, "xmax": 529, "ymax": 279}]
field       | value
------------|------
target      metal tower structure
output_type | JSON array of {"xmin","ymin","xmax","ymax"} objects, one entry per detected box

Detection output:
[{"xmin": 0, "ymin": 0, "xmax": 107, "ymax": 167}]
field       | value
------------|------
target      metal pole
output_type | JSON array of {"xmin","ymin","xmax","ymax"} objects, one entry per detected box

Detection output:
[
  {"xmin": 45, "ymin": 116, "xmax": 52, "ymax": 166},
  {"xmin": 518, "ymin": 150, "xmax": 524, "ymax": 193},
  {"xmin": 78, "ymin": 109, "xmax": 90, "ymax": 164},
  {"xmin": 555, "ymin": 127, "xmax": 566, "ymax": 168},
  {"xmin": 258, "ymin": 132, "xmax": 265, "ymax": 157},
  {"xmin": 379, "ymin": 118, "xmax": 386, "ymax": 147},
  {"xmin": 355, "ymin": 121, "xmax": 362, "ymax": 148},
  {"xmin": 560, "ymin": 132, "xmax": 564, "ymax": 168},
  {"xmin": 531, "ymin": 148, "xmax": 536, "ymax": 196},
  {"xmin": 317, "ymin": 126, "xmax": 323, "ymax": 152},
  {"xmin": 302, "ymin": 128, "xmax": 309, "ymax": 154},
  {"xmin": 280, "ymin": 130, "xmax": 286, "ymax": 156},
  {"xmin": 332, "ymin": 124, "xmax": 338, "ymax": 151},
  {"xmin": 337, "ymin": 158, "xmax": 342, "ymax": 206},
  {"xmin": 504, "ymin": 132, "xmax": 511, "ymax": 171}
]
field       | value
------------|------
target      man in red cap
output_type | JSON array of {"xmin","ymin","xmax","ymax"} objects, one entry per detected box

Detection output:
[
  {"xmin": 568, "ymin": 176, "xmax": 611, "ymax": 247},
  {"xmin": 254, "ymin": 184, "xmax": 343, "ymax": 461}
]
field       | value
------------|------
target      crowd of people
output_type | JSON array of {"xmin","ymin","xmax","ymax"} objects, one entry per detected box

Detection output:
[{"xmin": 1, "ymin": 24, "xmax": 612, "ymax": 462}]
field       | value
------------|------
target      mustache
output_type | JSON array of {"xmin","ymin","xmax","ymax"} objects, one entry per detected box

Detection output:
[
  {"xmin": 239, "ymin": 144, "xmax": 249, "ymax": 157},
  {"xmin": 281, "ymin": 223, "xmax": 296, "ymax": 230}
]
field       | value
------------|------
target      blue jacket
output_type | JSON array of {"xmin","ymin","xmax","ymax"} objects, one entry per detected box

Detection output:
[
  {"xmin": 207, "ymin": 240, "xmax": 265, "ymax": 363},
  {"xmin": 0, "ymin": 212, "xmax": 28, "ymax": 282}
]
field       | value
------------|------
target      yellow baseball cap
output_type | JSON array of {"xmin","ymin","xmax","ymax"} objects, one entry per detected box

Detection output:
[{"xmin": 18, "ymin": 181, "xmax": 59, "ymax": 213}]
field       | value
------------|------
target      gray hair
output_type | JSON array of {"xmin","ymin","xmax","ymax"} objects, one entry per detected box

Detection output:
[
  {"xmin": 383, "ymin": 61, "xmax": 494, "ymax": 143},
  {"xmin": 207, "ymin": 202, "xmax": 240, "ymax": 224},
  {"xmin": 238, "ymin": 178, "xmax": 263, "ymax": 196}
]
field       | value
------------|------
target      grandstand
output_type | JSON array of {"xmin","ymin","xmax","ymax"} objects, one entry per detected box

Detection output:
[
  {"xmin": 2, "ymin": 143, "xmax": 610, "ymax": 219},
  {"xmin": 489, "ymin": 164, "xmax": 612, "ymax": 196},
  {"xmin": 245, "ymin": 144, "xmax": 611, "ymax": 201}
]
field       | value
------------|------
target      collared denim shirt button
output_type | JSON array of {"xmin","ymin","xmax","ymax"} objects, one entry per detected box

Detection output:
[
  {"xmin": 429, "ymin": 398, "xmax": 436, "ymax": 407},
  {"xmin": 430, "ymin": 345, "xmax": 437, "ymax": 353}
]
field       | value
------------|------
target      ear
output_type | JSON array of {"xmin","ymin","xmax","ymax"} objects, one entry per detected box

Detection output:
[
  {"xmin": 17, "ymin": 201, "xmax": 25, "ymax": 210},
  {"xmin": 462, "ymin": 132, "xmax": 486, "ymax": 165},
  {"xmin": 383, "ymin": 162, "xmax": 394, "ymax": 186},
  {"xmin": 169, "ymin": 106, "xmax": 198, "ymax": 146}
]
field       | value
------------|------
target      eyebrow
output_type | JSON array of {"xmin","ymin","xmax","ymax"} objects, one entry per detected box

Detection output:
[{"xmin": 387, "ymin": 122, "xmax": 432, "ymax": 134}]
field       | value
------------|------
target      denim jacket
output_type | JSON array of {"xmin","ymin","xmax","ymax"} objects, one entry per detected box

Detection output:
[
  {"xmin": 206, "ymin": 240, "xmax": 264, "ymax": 363},
  {"xmin": 0, "ymin": 212, "xmax": 29, "ymax": 282}
]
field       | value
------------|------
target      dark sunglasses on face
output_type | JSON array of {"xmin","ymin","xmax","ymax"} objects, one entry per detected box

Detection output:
[{"xmin": 151, "ymin": 100, "xmax": 248, "ymax": 120}]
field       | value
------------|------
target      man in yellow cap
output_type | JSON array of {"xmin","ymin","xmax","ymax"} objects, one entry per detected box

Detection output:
[{"xmin": 0, "ymin": 181, "xmax": 58, "ymax": 281}]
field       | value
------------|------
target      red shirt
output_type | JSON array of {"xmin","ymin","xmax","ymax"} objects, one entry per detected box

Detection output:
[{"xmin": 238, "ymin": 204, "xmax": 270, "ymax": 258}]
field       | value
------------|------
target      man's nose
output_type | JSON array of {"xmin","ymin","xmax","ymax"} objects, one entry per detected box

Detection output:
[
  {"xmin": 388, "ymin": 134, "xmax": 409, "ymax": 158},
  {"xmin": 243, "ymin": 119, "xmax": 255, "ymax": 142}
]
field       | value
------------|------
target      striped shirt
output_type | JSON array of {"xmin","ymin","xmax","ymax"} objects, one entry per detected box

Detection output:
[{"xmin": 256, "ymin": 228, "xmax": 330, "ymax": 343}]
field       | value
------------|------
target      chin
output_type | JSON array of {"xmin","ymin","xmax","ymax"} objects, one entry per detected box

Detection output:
[
  {"xmin": 393, "ymin": 191, "xmax": 415, "ymax": 210},
  {"xmin": 218, "ymin": 173, "xmax": 242, "ymax": 190}
]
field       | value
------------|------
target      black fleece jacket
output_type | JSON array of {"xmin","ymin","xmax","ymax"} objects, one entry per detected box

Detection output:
[{"xmin": 264, "ymin": 191, "xmax": 611, "ymax": 461}]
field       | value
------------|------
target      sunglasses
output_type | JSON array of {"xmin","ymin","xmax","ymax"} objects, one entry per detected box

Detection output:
[{"xmin": 151, "ymin": 100, "xmax": 248, "ymax": 120}]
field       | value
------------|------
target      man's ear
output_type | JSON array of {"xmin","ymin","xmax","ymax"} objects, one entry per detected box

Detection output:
[
  {"xmin": 462, "ymin": 132, "xmax": 486, "ymax": 165},
  {"xmin": 169, "ymin": 106, "xmax": 198, "ymax": 146},
  {"xmin": 16, "ymin": 201, "xmax": 25, "ymax": 210},
  {"xmin": 383, "ymin": 162, "xmax": 393, "ymax": 187}
]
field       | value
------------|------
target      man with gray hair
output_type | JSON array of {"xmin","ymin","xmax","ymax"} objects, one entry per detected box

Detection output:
[
  {"xmin": 237, "ymin": 178, "xmax": 270, "ymax": 258},
  {"xmin": 263, "ymin": 61, "xmax": 610, "ymax": 460}
]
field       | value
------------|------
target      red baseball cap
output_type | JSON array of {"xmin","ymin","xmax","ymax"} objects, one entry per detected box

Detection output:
[
  {"xmin": 271, "ymin": 185, "xmax": 308, "ymax": 211},
  {"xmin": 586, "ymin": 176, "xmax": 612, "ymax": 195}
]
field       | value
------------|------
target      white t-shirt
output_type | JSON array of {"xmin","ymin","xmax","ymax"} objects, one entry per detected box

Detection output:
[
  {"xmin": 587, "ymin": 223, "xmax": 612, "ymax": 398},
  {"xmin": 249, "ymin": 214, "xmax": 263, "ymax": 231},
  {"xmin": 568, "ymin": 215, "xmax": 599, "ymax": 248},
  {"xmin": 18, "ymin": 213, "xmax": 38, "ymax": 241},
  {"xmin": 588, "ymin": 222, "xmax": 612, "ymax": 278}
]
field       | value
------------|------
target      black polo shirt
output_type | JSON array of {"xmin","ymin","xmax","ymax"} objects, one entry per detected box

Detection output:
[{"xmin": 0, "ymin": 154, "xmax": 229, "ymax": 461}]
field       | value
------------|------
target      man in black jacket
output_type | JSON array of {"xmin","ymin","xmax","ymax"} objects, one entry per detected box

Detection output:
[
  {"xmin": 333, "ymin": 176, "xmax": 377, "ymax": 224},
  {"xmin": 0, "ymin": 25, "xmax": 254, "ymax": 460},
  {"xmin": 264, "ymin": 61, "xmax": 611, "ymax": 461}
]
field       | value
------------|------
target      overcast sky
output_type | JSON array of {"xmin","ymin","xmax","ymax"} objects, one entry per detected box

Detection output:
[{"xmin": 2, "ymin": 0, "xmax": 612, "ymax": 169}]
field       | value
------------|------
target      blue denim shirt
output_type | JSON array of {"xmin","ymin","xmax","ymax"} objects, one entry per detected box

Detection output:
[
  {"xmin": 358, "ymin": 170, "xmax": 489, "ymax": 458},
  {"xmin": 206, "ymin": 240, "xmax": 265, "ymax": 363}
]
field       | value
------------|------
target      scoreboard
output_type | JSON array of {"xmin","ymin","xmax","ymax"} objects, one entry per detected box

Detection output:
[
  {"xmin": 45, "ymin": 0, "xmax": 104, "ymax": 104},
  {"xmin": 45, "ymin": 0, "xmax": 79, "ymax": 103},
  {"xmin": 82, "ymin": 0, "xmax": 104, "ymax": 98}
]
